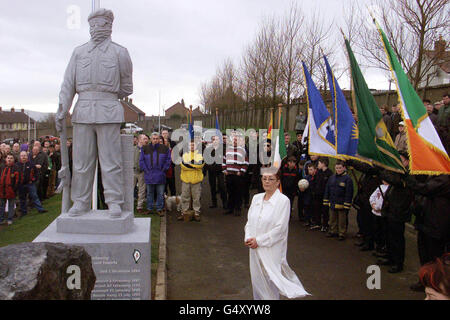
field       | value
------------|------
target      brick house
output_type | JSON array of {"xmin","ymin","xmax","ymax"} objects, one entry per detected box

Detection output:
[
  {"xmin": 120, "ymin": 97, "xmax": 146, "ymax": 122},
  {"xmin": 165, "ymin": 99, "xmax": 188, "ymax": 118},
  {"xmin": 0, "ymin": 107, "xmax": 36, "ymax": 140}
]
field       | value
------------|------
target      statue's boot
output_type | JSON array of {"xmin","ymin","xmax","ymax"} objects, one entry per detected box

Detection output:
[
  {"xmin": 68, "ymin": 202, "xmax": 90, "ymax": 217},
  {"xmin": 109, "ymin": 204, "xmax": 122, "ymax": 219}
]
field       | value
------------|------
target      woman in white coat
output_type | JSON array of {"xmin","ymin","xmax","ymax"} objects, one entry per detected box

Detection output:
[{"xmin": 245, "ymin": 167, "xmax": 310, "ymax": 300}]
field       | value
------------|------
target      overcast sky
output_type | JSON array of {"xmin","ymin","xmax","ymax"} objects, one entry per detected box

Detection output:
[{"xmin": 0, "ymin": 0, "xmax": 387, "ymax": 116}]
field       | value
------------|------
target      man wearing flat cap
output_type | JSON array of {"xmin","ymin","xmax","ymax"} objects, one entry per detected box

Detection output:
[{"xmin": 56, "ymin": 8, "xmax": 133, "ymax": 218}]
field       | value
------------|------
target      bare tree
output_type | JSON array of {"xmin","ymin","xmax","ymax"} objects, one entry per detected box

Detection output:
[
  {"xmin": 298, "ymin": 6, "xmax": 340, "ymax": 95},
  {"xmin": 281, "ymin": 2, "xmax": 304, "ymax": 107},
  {"xmin": 348, "ymin": 0, "xmax": 450, "ymax": 89}
]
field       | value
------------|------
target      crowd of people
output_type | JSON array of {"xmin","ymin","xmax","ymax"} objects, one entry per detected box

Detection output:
[
  {"xmin": 0, "ymin": 93, "xmax": 448, "ymax": 298},
  {"xmin": 0, "ymin": 137, "xmax": 64, "ymax": 224}
]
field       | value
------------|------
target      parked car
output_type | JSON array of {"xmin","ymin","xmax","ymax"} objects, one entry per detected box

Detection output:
[
  {"xmin": 122, "ymin": 123, "xmax": 143, "ymax": 134},
  {"xmin": 2, "ymin": 138, "xmax": 15, "ymax": 146}
]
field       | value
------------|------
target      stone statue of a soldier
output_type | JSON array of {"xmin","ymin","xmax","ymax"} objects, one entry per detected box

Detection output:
[{"xmin": 56, "ymin": 8, "xmax": 133, "ymax": 218}]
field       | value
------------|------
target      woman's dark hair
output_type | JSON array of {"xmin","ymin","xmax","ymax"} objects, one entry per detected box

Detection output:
[{"xmin": 419, "ymin": 253, "xmax": 450, "ymax": 296}]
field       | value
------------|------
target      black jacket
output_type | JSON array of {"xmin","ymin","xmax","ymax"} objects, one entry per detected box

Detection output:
[
  {"xmin": 50, "ymin": 151, "xmax": 61, "ymax": 172},
  {"xmin": 380, "ymin": 170, "xmax": 413, "ymax": 223},
  {"xmin": 29, "ymin": 151, "xmax": 48, "ymax": 181},
  {"xmin": 204, "ymin": 144, "xmax": 224, "ymax": 172},
  {"xmin": 15, "ymin": 161, "xmax": 37, "ymax": 185},
  {"xmin": 406, "ymin": 174, "xmax": 450, "ymax": 241},
  {"xmin": 316, "ymin": 168, "xmax": 333, "ymax": 200},
  {"xmin": 347, "ymin": 160, "xmax": 382, "ymax": 211},
  {"xmin": 281, "ymin": 164, "xmax": 301, "ymax": 195}
]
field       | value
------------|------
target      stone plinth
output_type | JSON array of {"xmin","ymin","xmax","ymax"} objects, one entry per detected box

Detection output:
[
  {"xmin": 56, "ymin": 210, "xmax": 134, "ymax": 235},
  {"xmin": 34, "ymin": 218, "xmax": 151, "ymax": 300}
]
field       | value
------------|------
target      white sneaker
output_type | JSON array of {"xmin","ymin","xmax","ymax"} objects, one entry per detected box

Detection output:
[{"xmin": 7, "ymin": 220, "xmax": 13, "ymax": 225}]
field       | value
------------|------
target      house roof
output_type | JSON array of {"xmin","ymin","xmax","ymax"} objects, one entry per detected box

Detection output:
[
  {"xmin": 120, "ymin": 97, "xmax": 145, "ymax": 115},
  {"xmin": 0, "ymin": 110, "xmax": 34, "ymax": 123},
  {"xmin": 425, "ymin": 50, "xmax": 450, "ymax": 74},
  {"xmin": 192, "ymin": 107, "xmax": 204, "ymax": 116},
  {"xmin": 165, "ymin": 101, "xmax": 188, "ymax": 114}
]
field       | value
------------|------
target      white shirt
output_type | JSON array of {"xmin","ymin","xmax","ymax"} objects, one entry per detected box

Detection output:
[
  {"xmin": 369, "ymin": 184, "xmax": 389, "ymax": 216},
  {"xmin": 245, "ymin": 189, "xmax": 309, "ymax": 299}
]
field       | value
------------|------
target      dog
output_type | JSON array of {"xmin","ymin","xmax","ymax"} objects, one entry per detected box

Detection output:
[{"xmin": 164, "ymin": 195, "xmax": 182, "ymax": 213}]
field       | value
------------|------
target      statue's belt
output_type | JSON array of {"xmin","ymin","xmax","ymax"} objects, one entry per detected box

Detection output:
[{"xmin": 78, "ymin": 91, "xmax": 118, "ymax": 100}]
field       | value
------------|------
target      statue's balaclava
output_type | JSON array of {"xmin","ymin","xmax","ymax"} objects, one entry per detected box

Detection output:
[{"xmin": 88, "ymin": 9, "xmax": 114, "ymax": 45}]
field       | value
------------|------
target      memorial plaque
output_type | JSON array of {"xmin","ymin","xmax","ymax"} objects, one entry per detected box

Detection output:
[{"xmin": 34, "ymin": 218, "xmax": 151, "ymax": 300}]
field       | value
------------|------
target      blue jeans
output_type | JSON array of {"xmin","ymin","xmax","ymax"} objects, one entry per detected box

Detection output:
[
  {"xmin": 146, "ymin": 184, "xmax": 165, "ymax": 211},
  {"xmin": 18, "ymin": 183, "xmax": 45, "ymax": 214},
  {"xmin": 0, "ymin": 198, "xmax": 15, "ymax": 222}
]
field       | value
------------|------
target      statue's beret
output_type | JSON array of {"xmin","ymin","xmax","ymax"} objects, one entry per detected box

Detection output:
[{"xmin": 88, "ymin": 8, "xmax": 114, "ymax": 23}]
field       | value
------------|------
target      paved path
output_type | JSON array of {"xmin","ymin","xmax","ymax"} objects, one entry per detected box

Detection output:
[{"xmin": 166, "ymin": 177, "xmax": 424, "ymax": 300}]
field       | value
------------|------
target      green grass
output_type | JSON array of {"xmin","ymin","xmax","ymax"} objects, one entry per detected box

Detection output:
[
  {"xmin": 0, "ymin": 194, "xmax": 63, "ymax": 247},
  {"xmin": 0, "ymin": 194, "xmax": 161, "ymax": 298}
]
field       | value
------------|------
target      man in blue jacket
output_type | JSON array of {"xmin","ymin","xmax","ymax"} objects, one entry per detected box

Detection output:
[
  {"xmin": 324, "ymin": 160, "xmax": 354, "ymax": 241},
  {"xmin": 140, "ymin": 132, "xmax": 171, "ymax": 216}
]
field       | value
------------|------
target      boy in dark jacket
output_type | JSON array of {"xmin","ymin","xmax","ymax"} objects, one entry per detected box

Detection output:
[
  {"xmin": 296, "ymin": 159, "xmax": 307, "ymax": 221},
  {"xmin": 317, "ymin": 157, "xmax": 333, "ymax": 232},
  {"xmin": 301, "ymin": 162, "xmax": 317, "ymax": 227},
  {"xmin": 324, "ymin": 160, "xmax": 354, "ymax": 240},
  {"xmin": 281, "ymin": 156, "xmax": 301, "ymax": 213},
  {"xmin": 0, "ymin": 154, "xmax": 19, "ymax": 225},
  {"xmin": 307, "ymin": 162, "xmax": 323, "ymax": 230}
]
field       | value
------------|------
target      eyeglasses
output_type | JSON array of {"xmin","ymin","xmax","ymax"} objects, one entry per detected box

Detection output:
[{"xmin": 261, "ymin": 177, "xmax": 277, "ymax": 182}]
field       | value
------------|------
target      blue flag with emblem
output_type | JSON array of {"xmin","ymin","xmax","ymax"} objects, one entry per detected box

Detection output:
[
  {"xmin": 324, "ymin": 55, "xmax": 358, "ymax": 159},
  {"xmin": 302, "ymin": 61, "xmax": 337, "ymax": 157}
]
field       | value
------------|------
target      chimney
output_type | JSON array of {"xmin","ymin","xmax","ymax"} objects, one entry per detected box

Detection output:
[
  {"xmin": 11, "ymin": 107, "xmax": 15, "ymax": 112},
  {"xmin": 129, "ymin": 98, "xmax": 133, "ymax": 104},
  {"xmin": 0, "ymin": 106, "xmax": 2, "ymax": 111},
  {"xmin": 434, "ymin": 35, "xmax": 446, "ymax": 55},
  {"xmin": 21, "ymin": 108, "xmax": 24, "ymax": 113}
]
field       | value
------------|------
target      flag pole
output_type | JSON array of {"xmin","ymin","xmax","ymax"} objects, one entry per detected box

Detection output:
[
  {"xmin": 340, "ymin": 27, "xmax": 358, "ymax": 119},
  {"xmin": 278, "ymin": 103, "xmax": 283, "ymax": 131}
]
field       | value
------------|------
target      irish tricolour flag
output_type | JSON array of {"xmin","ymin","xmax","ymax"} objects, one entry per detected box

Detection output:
[
  {"xmin": 273, "ymin": 113, "xmax": 287, "ymax": 169},
  {"xmin": 376, "ymin": 21, "xmax": 450, "ymax": 174}
]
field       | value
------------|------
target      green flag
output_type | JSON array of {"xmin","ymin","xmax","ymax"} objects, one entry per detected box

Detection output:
[
  {"xmin": 273, "ymin": 113, "xmax": 287, "ymax": 168},
  {"xmin": 344, "ymin": 39, "xmax": 405, "ymax": 172}
]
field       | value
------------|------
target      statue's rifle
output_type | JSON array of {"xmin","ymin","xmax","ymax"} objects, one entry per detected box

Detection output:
[{"xmin": 55, "ymin": 104, "xmax": 71, "ymax": 213}]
